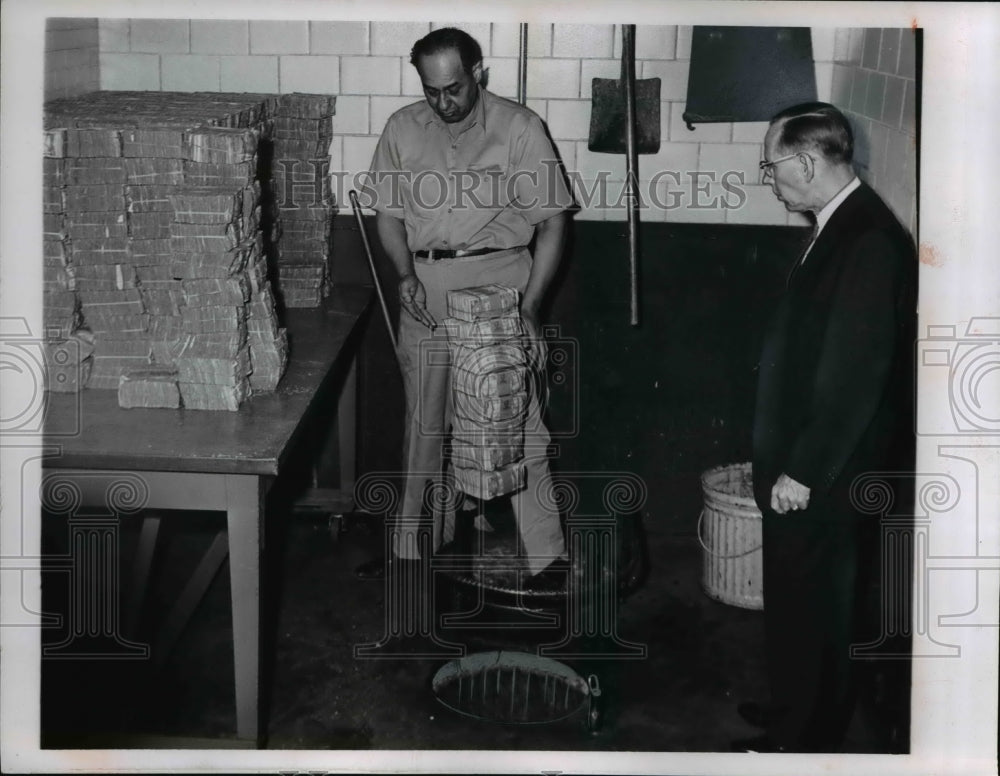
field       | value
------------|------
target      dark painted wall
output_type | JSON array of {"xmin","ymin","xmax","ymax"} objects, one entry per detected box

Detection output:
[{"xmin": 331, "ymin": 214, "xmax": 808, "ymax": 534}]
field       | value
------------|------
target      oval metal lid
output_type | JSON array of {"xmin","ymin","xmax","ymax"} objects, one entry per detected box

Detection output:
[{"xmin": 431, "ymin": 650, "xmax": 591, "ymax": 724}]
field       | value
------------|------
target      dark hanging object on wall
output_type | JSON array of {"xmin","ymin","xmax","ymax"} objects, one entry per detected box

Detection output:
[
  {"xmin": 588, "ymin": 27, "xmax": 661, "ymax": 154},
  {"xmin": 682, "ymin": 26, "xmax": 817, "ymax": 128}
]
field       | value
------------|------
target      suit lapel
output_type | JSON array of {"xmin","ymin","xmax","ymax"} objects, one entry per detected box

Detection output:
[{"xmin": 786, "ymin": 184, "xmax": 871, "ymax": 291}]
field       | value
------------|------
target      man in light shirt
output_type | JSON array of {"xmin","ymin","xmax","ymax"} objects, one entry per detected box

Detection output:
[
  {"xmin": 356, "ymin": 28, "xmax": 572, "ymax": 594},
  {"xmin": 736, "ymin": 102, "xmax": 917, "ymax": 752}
]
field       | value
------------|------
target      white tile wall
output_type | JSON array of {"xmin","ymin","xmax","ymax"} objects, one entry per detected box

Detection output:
[
  {"xmin": 878, "ymin": 28, "xmax": 901, "ymax": 73},
  {"xmin": 726, "ymin": 185, "xmax": 789, "ymax": 225},
  {"xmin": 310, "ymin": 21, "xmax": 369, "ymax": 55},
  {"xmin": 162, "ymin": 54, "xmax": 220, "ymax": 91},
  {"xmin": 220, "ymin": 55, "xmax": 278, "ymax": 92},
  {"xmin": 633, "ymin": 25, "xmax": 677, "ymax": 61},
  {"xmin": 370, "ymin": 22, "xmax": 430, "ymax": 57},
  {"xmin": 731, "ymin": 121, "xmax": 770, "ymax": 143},
  {"xmin": 815, "ymin": 63, "xmax": 834, "ymax": 102},
  {"xmin": 87, "ymin": 20, "xmax": 896, "ymax": 225},
  {"xmin": 431, "ymin": 22, "xmax": 492, "ymax": 54},
  {"xmin": 831, "ymin": 65, "xmax": 852, "ymax": 106},
  {"xmin": 640, "ymin": 60, "xmax": 690, "ymax": 102},
  {"xmin": 698, "ymin": 143, "xmax": 762, "ymax": 186},
  {"xmin": 638, "ymin": 142, "xmax": 700, "ymax": 184},
  {"xmin": 343, "ymin": 135, "xmax": 380, "ymax": 206},
  {"xmin": 130, "ymin": 19, "xmax": 189, "ymax": 54},
  {"xmin": 846, "ymin": 29, "xmax": 864, "ymax": 65},
  {"xmin": 833, "ymin": 29, "xmax": 851, "ymax": 62},
  {"xmin": 554, "ymin": 141, "xmax": 575, "ymax": 175},
  {"xmin": 46, "ymin": 18, "xmax": 100, "ymax": 100},
  {"xmin": 101, "ymin": 52, "xmax": 160, "ymax": 91},
  {"xmin": 401, "ymin": 63, "xmax": 424, "ymax": 97},
  {"xmin": 882, "ymin": 75, "xmax": 905, "ymax": 126},
  {"xmin": 667, "ymin": 178, "xmax": 726, "ymax": 224},
  {"xmin": 669, "ymin": 104, "xmax": 731, "ymax": 144},
  {"xmin": 48, "ymin": 27, "xmax": 98, "ymax": 52},
  {"xmin": 249, "ymin": 21, "xmax": 309, "ymax": 55},
  {"xmin": 280, "ymin": 56, "xmax": 339, "ymax": 93},
  {"xmin": 328, "ymin": 136, "xmax": 344, "ymax": 181},
  {"xmin": 341, "ymin": 56, "xmax": 401, "ymax": 95},
  {"xmin": 370, "ymin": 96, "xmax": 417, "ymax": 134},
  {"xmin": 811, "ymin": 28, "xmax": 836, "ymax": 63},
  {"xmin": 829, "ymin": 28, "xmax": 918, "ymax": 236},
  {"xmin": 526, "ymin": 99, "xmax": 547, "ymax": 123},
  {"xmin": 526, "ymin": 59, "xmax": 580, "ymax": 100},
  {"xmin": 332, "ymin": 95, "xmax": 370, "ymax": 135},
  {"xmin": 574, "ymin": 144, "xmax": 625, "ymax": 182},
  {"xmin": 676, "ymin": 26, "xmax": 693, "ymax": 60},
  {"xmin": 191, "ymin": 21, "xmax": 248, "ymax": 55},
  {"xmin": 546, "ymin": 100, "xmax": 592, "ymax": 142},
  {"xmin": 98, "ymin": 19, "xmax": 130, "ymax": 53},
  {"xmin": 552, "ymin": 25, "xmax": 614, "ymax": 59},
  {"xmin": 483, "ymin": 59, "xmax": 519, "ymax": 100},
  {"xmin": 492, "ymin": 23, "xmax": 551, "ymax": 58}
]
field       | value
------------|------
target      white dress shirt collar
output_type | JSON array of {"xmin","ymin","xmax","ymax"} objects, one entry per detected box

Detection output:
[{"xmin": 814, "ymin": 175, "xmax": 861, "ymax": 237}]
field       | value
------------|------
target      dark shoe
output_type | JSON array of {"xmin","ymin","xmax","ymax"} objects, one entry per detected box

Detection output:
[
  {"xmin": 737, "ymin": 700, "xmax": 775, "ymax": 729},
  {"xmin": 730, "ymin": 734, "xmax": 786, "ymax": 753},
  {"xmin": 521, "ymin": 559, "xmax": 571, "ymax": 594}
]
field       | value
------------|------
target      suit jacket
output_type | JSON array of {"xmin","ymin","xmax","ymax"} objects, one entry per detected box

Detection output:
[{"xmin": 752, "ymin": 182, "xmax": 917, "ymax": 518}]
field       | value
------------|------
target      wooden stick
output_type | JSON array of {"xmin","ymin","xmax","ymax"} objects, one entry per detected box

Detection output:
[
  {"xmin": 349, "ymin": 190, "xmax": 397, "ymax": 349},
  {"xmin": 623, "ymin": 24, "xmax": 641, "ymax": 327}
]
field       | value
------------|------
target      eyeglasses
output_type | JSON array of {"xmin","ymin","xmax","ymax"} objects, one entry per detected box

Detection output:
[{"xmin": 758, "ymin": 152, "xmax": 804, "ymax": 182}]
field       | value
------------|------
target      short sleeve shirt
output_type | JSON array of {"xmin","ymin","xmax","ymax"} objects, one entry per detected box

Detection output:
[{"xmin": 362, "ymin": 87, "xmax": 574, "ymax": 252}]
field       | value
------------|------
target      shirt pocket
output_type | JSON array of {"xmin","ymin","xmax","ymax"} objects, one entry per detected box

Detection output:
[{"xmin": 456, "ymin": 163, "xmax": 510, "ymax": 212}]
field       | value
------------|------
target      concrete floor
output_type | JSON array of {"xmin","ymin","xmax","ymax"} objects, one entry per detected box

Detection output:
[{"xmin": 40, "ymin": 499, "xmax": 908, "ymax": 753}]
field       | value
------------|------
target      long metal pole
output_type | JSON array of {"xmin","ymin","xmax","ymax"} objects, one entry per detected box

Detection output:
[
  {"xmin": 518, "ymin": 23, "xmax": 528, "ymax": 106},
  {"xmin": 623, "ymin": 24, "xmax": 640, "ymax": 327},
  {"xmin": 349, "ymin": 190, "xmax": 397, "ymax": 349}
]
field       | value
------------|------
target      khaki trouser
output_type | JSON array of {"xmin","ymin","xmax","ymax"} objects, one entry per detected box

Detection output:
[{"xmin": 393, "ymin": 247, "xmax": 566, "ymax": 575}]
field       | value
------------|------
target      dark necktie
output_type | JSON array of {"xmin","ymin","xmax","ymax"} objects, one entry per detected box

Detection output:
[{"xmin": 786, "ymin": 223, "xmax": 820, "ymax": 287}]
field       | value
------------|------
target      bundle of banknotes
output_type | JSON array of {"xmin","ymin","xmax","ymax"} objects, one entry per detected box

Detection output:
[
  {"xmin": 269, "ymin": 94, "xmax": 336, "ymax": 308},
  {"xmin": 444, "ymin": 285, "xmax": 529, "ymax": 499}
]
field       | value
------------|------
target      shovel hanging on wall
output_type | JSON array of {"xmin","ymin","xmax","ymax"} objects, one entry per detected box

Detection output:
[
  {"xmin": 588, "ymin": 27, "xmax": 661, "ymax": 155},
  {"xmin": 588, "ymin": 25, "xmax": 660, "ymax": 327}
]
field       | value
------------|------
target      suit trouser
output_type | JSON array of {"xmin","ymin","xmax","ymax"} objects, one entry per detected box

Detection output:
[
  {"xmin": 761, "ymin": 508, "xmax": 875, "ymax": 750},
  {"xmin": 392, "ymin": 247, "xmax": 567, "ymax": 575}
]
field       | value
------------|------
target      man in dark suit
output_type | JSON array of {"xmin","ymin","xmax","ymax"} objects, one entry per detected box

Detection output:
[{"xmin": 735, "ymin": 102, "xmax": 917, "ymax": 752}]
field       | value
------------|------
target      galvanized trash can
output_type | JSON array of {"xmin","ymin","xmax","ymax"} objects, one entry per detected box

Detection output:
[{"xmin": 698, "ymin": 462, "xmax": 764, "ymax": 610}]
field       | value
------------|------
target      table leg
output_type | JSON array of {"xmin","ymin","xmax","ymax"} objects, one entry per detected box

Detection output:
[
  {"xmin": 225, "ymin": 474, "xmax": 266, "ymax": 746},
  {"xmin": 153, "ymin": 530, "xmax": 229, "ymax": 669},
  {"xmin": 337, "ymin": 356, "xmax": 358, "ymax": 495},
  {"xmin": 125, "ymin": 513, "xmax": 161, "ymax": 637}
]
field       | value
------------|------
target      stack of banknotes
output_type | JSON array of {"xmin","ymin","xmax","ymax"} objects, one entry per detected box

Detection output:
[{"xmin": 444, "ymin": 284, "xmax": 530, "ymax": 500}]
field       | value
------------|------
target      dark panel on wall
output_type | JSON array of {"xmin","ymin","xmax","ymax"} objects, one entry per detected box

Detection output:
[{"xmin": 683, "ymin": 27, "xmax": 817, "ymax": 124}]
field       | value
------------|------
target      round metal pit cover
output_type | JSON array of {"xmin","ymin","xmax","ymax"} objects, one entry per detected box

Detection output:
[{"xmin": 431, "ymin": 650, "xmax": 600, "ymax": 730}]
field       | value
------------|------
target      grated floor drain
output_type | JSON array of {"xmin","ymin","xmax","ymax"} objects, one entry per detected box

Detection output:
[{"xmin": 431, "ymin": 650, "xmax": 600, "ymax": 730}]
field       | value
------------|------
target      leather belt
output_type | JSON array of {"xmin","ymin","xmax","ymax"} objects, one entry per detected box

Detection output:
[{"xmin": 413, "ymin": 246, "xmax": 524, "ymax": 261}]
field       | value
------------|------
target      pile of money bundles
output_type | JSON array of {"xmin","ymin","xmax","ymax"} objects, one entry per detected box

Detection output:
[
  {"xmin": 444, "ymin": 285, "xmax": 529, "ymax": 500},
  {"xmin": 269, "ymin": 94, "xmax": 336, "ymax": 308},
  {"xmin": 41, "ymin": 91, "xmax": 336, "ymax": 409}
]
